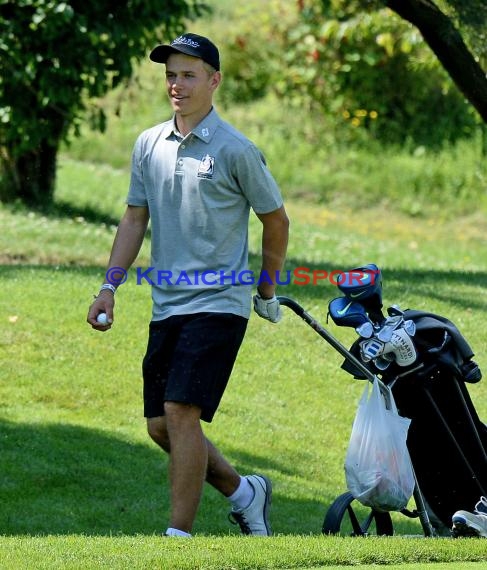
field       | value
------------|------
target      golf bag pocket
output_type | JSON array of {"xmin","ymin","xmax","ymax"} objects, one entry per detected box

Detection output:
[{"xmin": 344, "ymin": 378, "xmax": 415, "ymax": 512}]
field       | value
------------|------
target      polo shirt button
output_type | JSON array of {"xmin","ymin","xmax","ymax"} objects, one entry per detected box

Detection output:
[
  {"xmin": 177, "ymin": 159, "xmax": 183, "ymax": 166},
  {"xmin": 181, "ymin": 144, "xmax": 186, "ymax": 149}
]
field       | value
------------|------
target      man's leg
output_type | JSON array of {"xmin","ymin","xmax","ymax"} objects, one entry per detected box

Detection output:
[
  {"xmin": 163, "ymin": 402, "xmax": 208, "ymax": 533},
  {"xmin": 147, "ymin": 414, "xmax": 241, "ymax": 497},
  {"xmin": 144, "ymin": 312, "xmax": 271, "ymax": 535},
  {"xmin": 147, "ymin": 414, "xmax": 271, "ymax": 535}
]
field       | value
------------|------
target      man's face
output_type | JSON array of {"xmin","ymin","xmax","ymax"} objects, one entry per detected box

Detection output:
[{"xmin": 165, "ymin": 53, "xmax": 220, "ymax": 118}]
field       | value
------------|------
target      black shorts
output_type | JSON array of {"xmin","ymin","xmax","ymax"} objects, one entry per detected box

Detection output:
[{"xmin": 142, "ymin": 312, "xmax": 248, "ymax": 423}]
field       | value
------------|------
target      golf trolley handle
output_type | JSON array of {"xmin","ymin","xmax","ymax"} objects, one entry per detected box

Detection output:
[{"xmin": 278, "ymin": 296, "xmax": 377, "ymax": 384}]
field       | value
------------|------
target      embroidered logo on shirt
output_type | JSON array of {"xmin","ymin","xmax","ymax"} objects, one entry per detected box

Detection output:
[
  {"xmin": 201, "ymin": 128, "xmax": 209, "ymax": 137},
  {"xmin": 197, "ymin": 154, "xmax": 215, "ymax": 179}
]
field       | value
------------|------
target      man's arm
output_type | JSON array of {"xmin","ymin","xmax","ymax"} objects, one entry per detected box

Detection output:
[
  {"xmin": 255, "ymin": 205, "xmax": 289, "ymax": 299},
  {"xmin": 87, "ymin": 205, "xmax": 150, "ymax": 330}
]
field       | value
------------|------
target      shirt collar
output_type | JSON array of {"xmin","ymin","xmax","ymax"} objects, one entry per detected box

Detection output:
[
  {"xmin": 191, "ymin": 108, "xmax": 220, "ymax": 144},
  {"xmin": 162, "ymin": 119, "xmax": 180, "ymax": 140},
  {"xmin": 163, "ymin": 108, "xmax": 220, "ymax": 144}
]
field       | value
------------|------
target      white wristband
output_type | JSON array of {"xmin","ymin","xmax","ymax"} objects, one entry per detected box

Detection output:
[{"xmin": 99, "ymin": 283, "xmax": 116, "ymax": 295}]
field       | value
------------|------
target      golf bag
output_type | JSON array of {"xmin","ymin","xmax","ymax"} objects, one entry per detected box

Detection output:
[
  {"xmin": 279, "ymin": 263, "xmax": 486, "ymax": 536},
  {"xmin": 340, "ymin": 307, "xmax": 487, "ymax": 532}
]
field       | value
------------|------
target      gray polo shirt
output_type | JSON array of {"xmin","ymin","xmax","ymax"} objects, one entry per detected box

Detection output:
[{"xmin": 126, "ymin": 108, "xmax": 283, "ymax": 321}]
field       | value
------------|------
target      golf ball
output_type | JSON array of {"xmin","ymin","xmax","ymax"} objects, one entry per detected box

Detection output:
[{"xmin": 96, "ymin": 312, "xmax": 108, "ymax": 325}]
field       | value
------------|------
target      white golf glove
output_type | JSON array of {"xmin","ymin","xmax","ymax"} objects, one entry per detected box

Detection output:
[{"xmin": 253, "ymin": 293, "xmax": 282, "ymax": 323}]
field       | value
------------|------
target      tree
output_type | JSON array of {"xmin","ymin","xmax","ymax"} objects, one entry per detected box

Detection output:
[
  {"xmin": 215, "ymin": 1, "xmax": 484, "ymax": 147},
  {"xmin": 382, "ymin": 0, "xmax": 487, "ymax": 123},
  {"xmin": 0, "ymin": 0, "xmax": 207, "ymax": 207}
]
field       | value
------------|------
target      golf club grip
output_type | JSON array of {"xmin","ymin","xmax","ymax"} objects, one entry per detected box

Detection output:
[{"xmin": 277, "ymin": 296, "xmax": 377, "ymax": 382}]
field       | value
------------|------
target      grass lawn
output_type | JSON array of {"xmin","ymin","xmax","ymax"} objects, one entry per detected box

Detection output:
[{"xmin": 1, "ymin": 156, "xmax": 486, "ymax": 568}]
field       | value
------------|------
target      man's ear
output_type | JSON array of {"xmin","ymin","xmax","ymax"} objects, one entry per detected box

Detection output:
[{"xmin": 211, "ymin": 71, "xmax": 222, "ymax": 91}]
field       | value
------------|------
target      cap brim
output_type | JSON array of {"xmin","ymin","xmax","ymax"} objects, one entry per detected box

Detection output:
[{"xmin": 150, "ymin": 44, "xmax": 200, "ymax": 64}]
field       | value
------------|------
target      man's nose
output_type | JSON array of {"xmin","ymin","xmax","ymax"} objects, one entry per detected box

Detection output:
[{"xmin": 170, "ymin": 76, "xmax": 183, "ymax": 88}]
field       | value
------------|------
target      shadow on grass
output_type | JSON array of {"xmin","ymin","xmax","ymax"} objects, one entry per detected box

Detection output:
[
  {"xmin": 44, "ymin": 200, "xmax": 122, "ymax": 228},
  {"xmin": 0, "ymin": 419, "xmax": 167, "ymax": 536},
  {"xmin": 2, "ymin": 199, "xmax": 122, "ymax": 228},
  {"xmin": 0, "ymin": 419, "xmax": 337, "ymax": 536}
]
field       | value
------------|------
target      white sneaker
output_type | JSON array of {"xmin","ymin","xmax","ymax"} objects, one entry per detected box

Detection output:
[
  {"xmin": 452, "ymin": 496, "xmax": 487, "ymax": 538},
  {"xmin": 229, "ymin": 474, "xmax": 272, "ymax": 536}
]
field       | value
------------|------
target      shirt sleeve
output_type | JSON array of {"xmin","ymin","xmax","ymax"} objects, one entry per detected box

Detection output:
[
  {"xmin": 126, "ymin": 133, "xmax": 148, "ymax": 207},
  {"xmin": 233, "ymin": 144, "xmax": 283, "ymax": 214}
]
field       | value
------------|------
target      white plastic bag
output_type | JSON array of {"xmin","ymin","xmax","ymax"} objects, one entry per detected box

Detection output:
[{"xmin": 344, "ymin": 377, "xmax": 415, "ymax": 512}]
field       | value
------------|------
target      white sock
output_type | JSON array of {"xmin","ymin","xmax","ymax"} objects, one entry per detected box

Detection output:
[
  {"xmin": 228, "ymin": 476, "xmax": 255, "ymax": 511},
  {"xmin": 165, "ymin": 527, "xmax": 192, "ymax": 537}
]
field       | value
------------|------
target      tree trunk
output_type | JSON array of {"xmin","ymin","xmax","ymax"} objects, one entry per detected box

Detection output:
[
  {"xmin": 0, "ymin": 139, "xmax": 58, "ymax": 208},
  {"xmin": 385, "ymin": 0, "xmax": 487, "ymax": 124}
]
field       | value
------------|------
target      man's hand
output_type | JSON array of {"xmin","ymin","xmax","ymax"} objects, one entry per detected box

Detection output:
[
  {"xmin": 87, "ymin": 290, "xmax": 115, "ymax": 331},
  {"xmin": 253, "ymin": 292, "xmax": 282, "ymax": 323}
]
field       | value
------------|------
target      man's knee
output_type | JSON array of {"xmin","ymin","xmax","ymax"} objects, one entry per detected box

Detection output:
[
  {"xmin": 147, "ymin": 416, "xmax": 169, "ymax": 450},
  {"xmin": 164, "ymin": 401, "xmax": 202, "ymax": 423},
  {"xmin": 164, "ymin": 402, "xmax": 203, "ymax": 436}
]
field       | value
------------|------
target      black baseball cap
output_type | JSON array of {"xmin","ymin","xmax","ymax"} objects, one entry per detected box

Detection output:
[{"xmin": 150, "ymin": 33, "xmax": 220, "ymax": 71}]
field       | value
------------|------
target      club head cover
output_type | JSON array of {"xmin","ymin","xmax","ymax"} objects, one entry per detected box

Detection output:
[
  {"xmin": 359, "ymin": 338, "xmax": 385, "ymax": 362},
  {"xmin": 386, "ymin": 327, "xmax": 417, "ymax": 366}
]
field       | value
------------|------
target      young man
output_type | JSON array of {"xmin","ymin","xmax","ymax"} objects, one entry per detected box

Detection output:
[
  {"xmin": 451, "ymin": 496, "xmax": 487, "ymax": 538},
  {"xmin": 87, "ymin": 33, "xmax": 289, "ymax": 537}
]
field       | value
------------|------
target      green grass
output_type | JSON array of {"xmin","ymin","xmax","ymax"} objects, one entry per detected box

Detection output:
[
  {"xmin": 0, "ymin": 535, "xmax": 486, "ymax": 570},
  {"xmin": 1, "ymin": 152, "xmax": 487, "ymax": 567}
]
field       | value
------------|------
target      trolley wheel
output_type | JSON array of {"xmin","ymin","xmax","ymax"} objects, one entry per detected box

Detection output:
[{"xmin": 322, "ymin": 491, "xmax": 394, "ymax": 536}]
